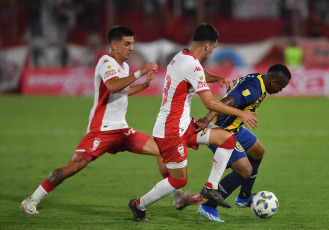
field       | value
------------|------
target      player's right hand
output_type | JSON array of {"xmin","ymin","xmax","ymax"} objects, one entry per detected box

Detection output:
[
  {"xmin": 140, "ymin": 62, "xmax": 158, "ymax": 76},
  {"xmin": 239, "ymin": 111, "xmax": 258, "ymax": 130}
]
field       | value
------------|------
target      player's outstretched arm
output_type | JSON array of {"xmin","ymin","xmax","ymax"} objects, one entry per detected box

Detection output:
[
  {"xmin": 198, "ymin": 91, "xmax": 257, "ymax": 130},
  {"xmin": 196, "ymin": 95, "xmax": 236, "ymax": 133},
  {"xmin": 204, "ymin": 69, "xmax": 233, "ymax": 90},
  {"xmin": 128, "ymin": 71, "xmax": 155, "ymax": 96},
  {"xmin": 105, "ymin": 62, "xmax": 158, "ymax": 94}
]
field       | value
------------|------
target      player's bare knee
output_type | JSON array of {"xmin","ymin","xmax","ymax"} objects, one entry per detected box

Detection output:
[
  {"xmin": 253, "ymin": 147, "xmax": 265, "ymax": 160},
  {"xmin": 64, "ymin": 155, "xmax": 89, "ymax": 176},
  {"xmin": 235, "ymin": 164, "xmax": 252, "ymax": 179}
]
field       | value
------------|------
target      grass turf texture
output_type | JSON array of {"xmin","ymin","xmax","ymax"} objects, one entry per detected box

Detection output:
[{"xmin": 0, "ymin": 95, "xmax": 328, "ymax": 230}]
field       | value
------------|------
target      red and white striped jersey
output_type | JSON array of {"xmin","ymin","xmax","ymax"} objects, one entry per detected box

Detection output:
[
  {"xmin": 153, "ymin": 49, "xmax": 210, "ymax": 138},
  {"xmin": 86, "ymin": 54, "xmax": 130, "ymax": 133}
]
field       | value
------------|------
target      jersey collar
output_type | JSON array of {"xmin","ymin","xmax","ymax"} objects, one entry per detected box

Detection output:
[
  {"xmin": 257, "ymin": 75, "xmax": 266, "ymax": 94},
  {"xmin": 182, "ymin": 49, "xmax": 197, "ymax": 60}
]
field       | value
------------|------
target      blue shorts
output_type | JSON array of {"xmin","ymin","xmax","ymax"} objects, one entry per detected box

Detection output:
[{"xmin": 208, "ymin": 127, "xmax": 257, "ymax": 168}]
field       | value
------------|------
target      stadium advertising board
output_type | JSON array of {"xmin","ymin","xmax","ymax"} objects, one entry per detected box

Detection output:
[{"xmin": 21, "ymin": 66, "xmax": 329, "ymax": 97}]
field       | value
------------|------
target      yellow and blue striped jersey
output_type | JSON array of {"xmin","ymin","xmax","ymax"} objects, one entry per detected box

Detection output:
[{"xmin": 212, "ymin": 73, "xmax": 266, "ymax": 132}]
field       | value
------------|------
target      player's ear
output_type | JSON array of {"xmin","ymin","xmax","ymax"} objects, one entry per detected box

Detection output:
[
  {"xmin": 270, "ymin": 79, "xmax": 277, "ymax": 86},
  {"xmin": 112, "ymin": 41, "xmax": 118, "ymax": 50},
  {"xmin": 205, "ymin": 42, "xmax": 210, "ymax": 51}
]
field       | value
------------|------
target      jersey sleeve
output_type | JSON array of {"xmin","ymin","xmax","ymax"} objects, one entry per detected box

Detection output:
[
  {"xmin": 183, "ymin": 61, "xmax": 210, "ymax": 93},
  {"xmin": 99, "ymin": 58, "xmax": 119, "ymax": 83},
  {"xmin": 229, "ymin": 77, "xmax": 261, "ymax": 106}
]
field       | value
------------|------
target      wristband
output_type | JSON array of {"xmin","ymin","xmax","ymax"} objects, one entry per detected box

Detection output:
[{"xmin": 134, "ymin": 70, "xmax": 141, "ymax": 79}]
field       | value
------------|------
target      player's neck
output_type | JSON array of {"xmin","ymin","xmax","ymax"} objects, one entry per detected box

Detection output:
[
  {"xmin": 187, "ymin": 46, "xmax": 205, "ymax": 62},
  {"xmin": 109, "ymin": 52, "xmax": 125, "ymax": 67}
]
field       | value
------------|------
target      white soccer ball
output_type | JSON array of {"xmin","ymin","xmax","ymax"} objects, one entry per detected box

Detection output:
[{"xmin": 251, "ymin": 191, "xmax": 279, "ymax": 218}]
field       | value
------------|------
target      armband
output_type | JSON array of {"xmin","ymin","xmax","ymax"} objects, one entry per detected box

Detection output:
[{"xmin": 134, "ymin": 70, "xmax": 141, "ymax": 79}]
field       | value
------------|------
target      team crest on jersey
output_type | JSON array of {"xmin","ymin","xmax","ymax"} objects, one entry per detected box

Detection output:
[
  {"xmin": 199, "ymin": 75, "xmax": 205, "ymax": 82},
  {"xmin": 242, "ymin": 89, "xmax": 251, "ymax": 96},
  {"xmin": 235, "ymin": 141, "xmax": 244, "ymax": 152},
  {"xmin": 106, "ymin": 65, "xmax": 112, "ymax": 69},
  {"xmin": 177, "ymin": 144, "xmax": 185, "ymax": 158},
  {"xmin": 90, "ymin": 138, "xmax": 101, "ymax": 152}
]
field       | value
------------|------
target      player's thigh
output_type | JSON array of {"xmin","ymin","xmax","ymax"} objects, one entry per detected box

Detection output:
[
  {"xmin": 208, "ymin": 127, "xmax": 233, "ymax": 146},
  {"xmin": 141, "ymin": 137, "xmax": 160, "ymax": 156},
  {"xmin": 245, "ymin": 140, "xmax": 265, "ymax": 160},
  {"xmin": 126, "ymin": 131, "xmax": 159, "ymax": 156}
]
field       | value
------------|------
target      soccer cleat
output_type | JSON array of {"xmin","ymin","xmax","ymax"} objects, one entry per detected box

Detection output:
[
  {"xmin": 20, "ymin": 196, "xmax": 39, "ymax": 214},
  {"xmin": 198, "ymin": 204, "xmax": 224, "ymax": 222},
  {"xmin": 128, "ymin": 199, "xmax": 148, "ymax": 222},
  {"xmin": 235, "ymin": 193, "xmax": 256, "ymax": 208},
  {"xmin": 173, "ymin": 192, "xmax": 203, "ymax": 210},
  {"xmin": 200, "ymin": 187, "xmax": 231, "ymax": 208}
]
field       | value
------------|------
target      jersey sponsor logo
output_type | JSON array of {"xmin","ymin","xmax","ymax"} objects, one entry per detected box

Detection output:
[
  {"xmin": 103, "ymin": 60, "xmax": 109, "ymax": 64},
  {"xmin": 90, "ymin": 138, "xmax": 101, "ymax": 152},
  {"xmin": 194, "ymin": 66, "xmax": 202, "ymax": 72},
  {"xmin": 124, "ymin": 128, "xmax": 136, "ymax": 136},
  {"xmin": 106, "ymin": 65, "xmax": 112, "ymax": 69},
  {"xmin": 197, "ymin": 81, "xmax": 208, "ymax": 89},
  {"xmin": 242, "ymin": 89, "xmax": 251, "ymax": 96},
  {"xmin": 105, "ymin": 69, "xmax": 117, "ymax": 78},
  {"xmin": 177, "ymin": 143, "xmax": 185, "ymax": 159},
  {"xmin": 235, "ymin": 141, "xmax": 244, "ymax": 152}
]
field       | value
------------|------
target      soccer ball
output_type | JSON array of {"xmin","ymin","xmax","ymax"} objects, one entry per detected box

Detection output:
[{"xmin": 251, "ymin": 191, "xmax": 279, "ymax": 218}]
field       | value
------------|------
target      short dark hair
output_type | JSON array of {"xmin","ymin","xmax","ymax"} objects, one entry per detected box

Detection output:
[
  {"xmin": 107, "ymin": 26, "xmax": 135, "ymax": 43},
  {"xmin": 192, "ymin": 23, "xmax": 219, "ymax": 43},
  {"xmin": 268, "ymin": 64, "xmax": 291, "ymax": 80}
]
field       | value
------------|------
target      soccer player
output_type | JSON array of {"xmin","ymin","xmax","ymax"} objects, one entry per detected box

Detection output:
[
  {"xmin": 196, "ymin": 64, "xmax": 291, "ymax": 222},
  {"xmin": 20, "ymin": 26, "xmax": 201, "ymax": 214},
  {"xmin": 129, "ymin": 23, "xmax": 258, "ymax": 222}
]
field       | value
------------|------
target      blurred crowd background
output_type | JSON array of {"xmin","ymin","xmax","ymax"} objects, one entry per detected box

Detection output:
[
  {"xmin": 1, "ymin": 0, "xmax": 329, "ymax": 96},
  {"xmin": 1, "ymin": 0, "xmax": 329, "ymax": 66}
]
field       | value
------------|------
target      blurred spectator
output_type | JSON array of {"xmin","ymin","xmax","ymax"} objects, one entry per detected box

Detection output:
[
  {"xmin": 28, "ymin": 0, "xmax": 43, "ymax": 38},
  {"xmin": 232, "ymin": 0, "xmax": 282, "ymax": 19},
  {"xmin": 282, "ymin": 0, "xmax": 309, "ymax": 37},
  {"xmin": 309, "ymin": 0, "xmax": 329, "ymax": 37},
  {"xmin": 284, "ymin": 38, "xmax": 303, "ymax": 67},
  {"xmin": 218, "ymin": 0, "xmax": 232, "ymax": 18}
]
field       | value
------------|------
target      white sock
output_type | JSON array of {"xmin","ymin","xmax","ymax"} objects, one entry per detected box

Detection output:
[
  {"xmin": 206, "ymin": 147, "xmax": 233, "ymax": 189},
  {"xmin": 31, "ymin": 185, "xmax": 48, "ymax": 204},
  {"xmin": 138, "ymin": 178, "xmax": 176, "ymax": 210}
]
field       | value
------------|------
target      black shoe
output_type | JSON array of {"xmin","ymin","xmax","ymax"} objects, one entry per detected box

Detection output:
[
  {"xmin": 128, "ymin": 199, "xmax": 148, "ymax": 222},
  {"xmin": 200, "ymin": 187, "xmax": 231, "ymax": 208}
]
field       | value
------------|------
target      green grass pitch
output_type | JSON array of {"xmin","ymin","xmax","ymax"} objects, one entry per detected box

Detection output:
[{"xmin": 0, "ymin": 95, "xmax": 328, "ymax": 230}]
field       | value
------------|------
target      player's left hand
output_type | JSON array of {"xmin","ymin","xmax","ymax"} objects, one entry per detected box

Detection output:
[
  {"xmin": 218, "ymin": 77, "xmax": 233, "ymax": 90},
  {"xmin": 195, "ymin": 117, "xmax": 211, "ymax": 135},
  {"xmin": 143, "ymin": 70, "xmax": 155, "ymax": 88}
]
